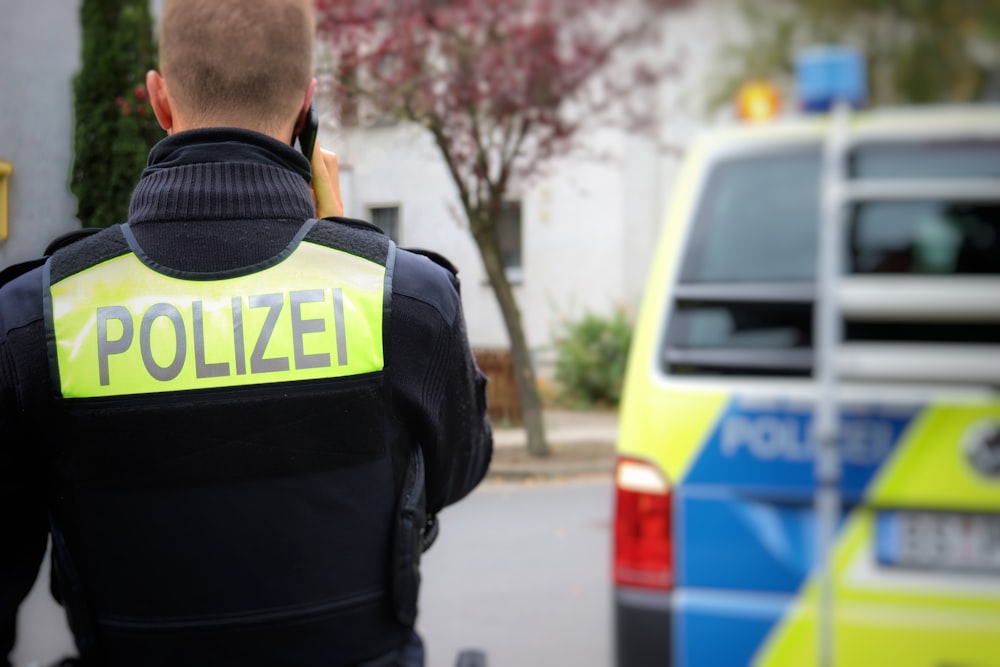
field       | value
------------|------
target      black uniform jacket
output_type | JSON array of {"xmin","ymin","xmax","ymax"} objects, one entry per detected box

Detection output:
[{"xmin": 0, "ymin": 129, "xmax": 492, "ymax": 666}]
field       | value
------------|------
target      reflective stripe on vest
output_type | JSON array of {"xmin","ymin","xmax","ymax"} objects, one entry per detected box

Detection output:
[{"xmin": 48, "ymin": 240, "xmax": 386, "ymax": 398}]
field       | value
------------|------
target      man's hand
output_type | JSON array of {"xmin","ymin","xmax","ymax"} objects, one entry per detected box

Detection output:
[{"xmin": 310, "ymin": 140, "xmax": 343, "ymax": 219}]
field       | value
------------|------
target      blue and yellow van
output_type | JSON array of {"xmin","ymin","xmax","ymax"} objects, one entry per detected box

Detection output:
[{"xmin": 612, "ymin": 98, "xmax": 1000, "ymax": 666}]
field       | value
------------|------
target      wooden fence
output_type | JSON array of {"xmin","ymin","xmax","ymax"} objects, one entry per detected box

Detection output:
[{"xmin": 473, "ymin": 348, "xmax": 522, "ymax": 426}]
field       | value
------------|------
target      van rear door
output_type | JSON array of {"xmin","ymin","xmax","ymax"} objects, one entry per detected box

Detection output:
[{"xmin": 662, "ymin": 131, "xmax": 1000, "ymax": 666}]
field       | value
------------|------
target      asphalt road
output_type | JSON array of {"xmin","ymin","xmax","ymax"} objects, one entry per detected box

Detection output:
[
  {"xmin": 11, "ymin": 477, "xmax": 615, "ymax": 667},
  {"xmin": 418, "ymin": 477, "xmax": 614, "ymax": 667}
]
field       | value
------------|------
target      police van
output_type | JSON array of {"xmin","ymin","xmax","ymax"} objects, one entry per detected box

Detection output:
[{"xmin": 612, "ymin": 50, "xmax": 1000, "ymax": 666}]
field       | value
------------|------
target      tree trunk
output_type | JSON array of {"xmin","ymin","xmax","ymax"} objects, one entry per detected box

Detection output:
[{"xmin": 473, "ymin": 224, "xmax": 550, "ymax": 458}]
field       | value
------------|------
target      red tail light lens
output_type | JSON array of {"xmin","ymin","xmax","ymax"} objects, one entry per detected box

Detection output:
[{"xmin": 613, "ymin": 457, "xmax": 673, "ymax": 590}]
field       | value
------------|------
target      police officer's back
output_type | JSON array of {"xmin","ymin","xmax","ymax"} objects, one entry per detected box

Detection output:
[{"xmin": 0, "ymin": 1, "xmax": 493, "ymax": 665}]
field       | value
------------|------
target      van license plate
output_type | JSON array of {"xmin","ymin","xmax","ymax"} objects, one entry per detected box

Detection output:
[{"xmin": 876, "ymin": 511, "xmax": 1000, "ymax": 574}]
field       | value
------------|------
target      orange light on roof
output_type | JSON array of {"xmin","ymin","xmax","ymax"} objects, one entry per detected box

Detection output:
[{"xmin": 736, "ymin": 81, "xmax": 782, "ymax": 123}]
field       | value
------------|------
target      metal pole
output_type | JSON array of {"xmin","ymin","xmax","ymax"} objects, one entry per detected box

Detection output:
[{"xmin": 814, "ymin": 99, "xmax": 849, "ymax": 667}]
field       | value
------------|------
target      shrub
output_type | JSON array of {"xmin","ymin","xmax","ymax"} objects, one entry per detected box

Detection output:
[
  {"xmin": 553, "ymin": 307, "xmax": 633, "ymax": 409},
  {"xmin": 72, "ymin": 0, "xmax": 162, "ymax": 229}
]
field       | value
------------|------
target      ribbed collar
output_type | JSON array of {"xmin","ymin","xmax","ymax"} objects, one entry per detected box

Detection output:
[{"xmin": 128, "ymin": 128, "xmax": 314, "ymax": 224}]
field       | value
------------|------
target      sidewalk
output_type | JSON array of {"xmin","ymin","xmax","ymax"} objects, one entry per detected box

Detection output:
[{"xmin": 487, "ymin": 409, "xmax": 619, "ymax": 480}]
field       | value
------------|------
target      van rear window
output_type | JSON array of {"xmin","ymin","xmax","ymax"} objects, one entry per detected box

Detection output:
[
  {"xmin": 849, "ymin": 141, "xmax": 1000, "ymax": 274},
  {"xmin": 680, "ymin": 142, "xmax": 1000, "ymax": 282},
  {"xmin": 665, "ymin": 300, "xmax": 813, "ymax": 377},
  {"xmin": 664, "ymin": 140, "xmax": 1000, "ymax": 377},
  {"xmin": 849, "ymin": 202, "xmax": 1000, "ymax": 274},
  {"xmin": 680, "ymin": 149, "xmax": 821, "ymax": 283}
]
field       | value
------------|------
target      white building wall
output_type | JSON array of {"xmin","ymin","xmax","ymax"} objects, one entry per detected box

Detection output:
[
  {"xmin": 325, "ymin": 122, "xmax": 633, "ymax": 353},
  {"xmin": 0, "ymin": 0, "xmax": 82, "ymax": 267},
  {"xmin": 1, "ymin": 0, "xmax": 743, "ymax": 363},
  {"xmin": 520, "ymin": 129, "xmax": 628, "ymax": 354},
  {"xmin": 335, "ymin": 123, "xmax": 474, "ymax": 260},
  {"xmin": 320, "ymin": 0, "xmax": 743, "ymax": 359}
]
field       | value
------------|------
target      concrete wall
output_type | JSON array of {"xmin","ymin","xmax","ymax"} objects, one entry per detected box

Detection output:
[{"xmin": 0, "ymin": 0, "xmax": 83, "ymax": 267}]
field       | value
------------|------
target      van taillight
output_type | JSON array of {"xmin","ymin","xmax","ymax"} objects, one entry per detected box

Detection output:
[{"xmin": 613, "ymin": 457, "xmax": 673, "ymax": 590}]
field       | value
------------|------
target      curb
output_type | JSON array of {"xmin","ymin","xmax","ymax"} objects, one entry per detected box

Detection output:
[{"xmin": 486, "ymin": 442, "xmax": 616, "ymax": 481}]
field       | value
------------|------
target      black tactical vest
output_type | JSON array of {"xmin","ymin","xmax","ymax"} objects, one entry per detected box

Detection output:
[{"xmin": 34, "ymin": 220, "xmax": 421, "ymax": 667}]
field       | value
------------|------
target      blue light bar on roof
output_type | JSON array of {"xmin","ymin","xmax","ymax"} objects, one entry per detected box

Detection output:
[{"xmin": 795, "ymin": 46, "xmax": 867, "ymax": 112}]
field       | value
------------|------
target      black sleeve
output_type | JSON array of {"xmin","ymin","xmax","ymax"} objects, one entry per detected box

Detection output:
[
  {"xmin": 0, "ymin": 332, "xmax": 49, "ymax": 665},
  {"xmin": 389, "ymin": 251, "xmax": 493, "ymax": 514}
]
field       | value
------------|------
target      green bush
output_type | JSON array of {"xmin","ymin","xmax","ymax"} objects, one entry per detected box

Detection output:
[
  {"xmin": 72, "ymin": 0, "xmax": 162, "ymax": 229},
  {"xmin": 553, "ymin": 308, "xmax": 633, "ymax": 409}
]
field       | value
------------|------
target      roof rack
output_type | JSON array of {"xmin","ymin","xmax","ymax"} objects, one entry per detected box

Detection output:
[{"xmin": 814, "ymin": 98, "xmax": 1000, "ymax": 666}]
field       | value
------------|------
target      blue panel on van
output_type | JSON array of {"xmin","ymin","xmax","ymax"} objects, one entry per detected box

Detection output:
[
  {"xmin": 683, "ymin": 399, "xmax": 917, "ymax": 496},
  {"xmin": 675, "ymin": 589, "xmax": 791, "ymax": 667},
  {"xmin": 678, "ymin": 493, "xmax": 817, "ymax": 592}
]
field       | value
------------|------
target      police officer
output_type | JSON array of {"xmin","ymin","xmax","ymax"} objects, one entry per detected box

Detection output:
[{"xmin": 0, "ymin": 0, "xmax": 492, "ymax": 665}]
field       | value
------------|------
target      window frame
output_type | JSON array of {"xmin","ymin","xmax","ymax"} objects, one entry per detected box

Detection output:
[
  {"xmin": 658, "ymin": 135, "xmax": 1000, "ymax": 381},
  {"xmin": 661, "ymin": 142, "xmax": 822, "ymax": 379},
  {"xmin": 366, "ymin": 203, "xmax": 402, "ymax": 243},
  {"xmin": 498, "ymin": 199, "xmax": 523, "ymax": 284}
]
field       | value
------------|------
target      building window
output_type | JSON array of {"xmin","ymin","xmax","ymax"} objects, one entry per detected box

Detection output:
[
  {"xmin": 0, "ymin": 161, "xmax": 11, "ymax": 242},
  {"xmin": 369, "ymin": 205, "xmax": 400, "ymax": 243},
  {"xmin": 499, "ymin": 200, "xmax": 522, "ymax": 278}
]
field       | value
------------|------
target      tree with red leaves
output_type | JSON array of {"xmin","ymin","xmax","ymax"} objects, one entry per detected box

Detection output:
[{"xmin": 314, "ymin": 0, "xmax": 686, "ymax": 457}]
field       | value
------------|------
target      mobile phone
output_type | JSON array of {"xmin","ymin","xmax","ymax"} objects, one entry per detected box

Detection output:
[{"xmin": 296, "ymin": 101, "xmax": 319, "ymax": 162}]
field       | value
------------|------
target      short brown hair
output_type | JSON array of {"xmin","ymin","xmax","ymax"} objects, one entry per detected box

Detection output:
[{"xmin": 159, "ymin": 0, "xmax": 315, "ymax": 133}]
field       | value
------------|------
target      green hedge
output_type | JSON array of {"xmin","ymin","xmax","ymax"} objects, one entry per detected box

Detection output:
[
  {"xmin": 553, "ymin": 308, "xmax": 633, "ymax": 409},
  {"xmin": 72, "ymin": 0, "xmax": 162, "ymax": 229}
]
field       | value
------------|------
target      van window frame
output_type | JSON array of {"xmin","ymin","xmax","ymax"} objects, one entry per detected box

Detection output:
[
  {"xmin": 655, "ymin": 135, "xmax": 1000, "ymax": 382},
  {"xmin": 656, "ymin": 140, "xmax": 821, "ymax": 381}
]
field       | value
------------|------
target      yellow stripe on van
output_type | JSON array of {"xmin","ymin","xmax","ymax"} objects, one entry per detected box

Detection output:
[
  {"xmin": 755, "ymin": 403, "xmax": 1000, "ymax": 666},
  {"xmin": 614, "ymin": 136, "xmax": 731, "ymax": 483},
  {"xmin": 616, "ymin": 387, "xmax": 729, "ymax": 484},
  {"xmin": 869, "ymin": 404, "xmax": 1000, "ymax": 508},
  {"xmin": 756, "ymin": 509, "xmax": 1000, "ymax": 666}
]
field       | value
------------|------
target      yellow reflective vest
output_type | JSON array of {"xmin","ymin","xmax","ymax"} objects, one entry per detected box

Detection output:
[{"xmin": 46, "ymin": 221, "xmax": 387, "ymax": 398}]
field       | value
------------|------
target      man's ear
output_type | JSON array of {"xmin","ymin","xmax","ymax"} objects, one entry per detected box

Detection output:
[
  {"xmin": 293, "ymin": 78, "xmax": 319, "ymax": 137},
  {"xmin": 146, "ymin": 70, "xmax": 174, "ymax": 134}
]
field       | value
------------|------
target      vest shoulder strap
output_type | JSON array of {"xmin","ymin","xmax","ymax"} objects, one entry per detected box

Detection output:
[
  {"xmin": 0, "ymin": 228, "xmax": 105, "ymax": 291},
  {"xmin": 402, "ymin": 247, "xmax": 459, "ymax": 277},
  {"xmin": 48, "ymin": 226, "xmax": 130, "ymax": 286},
  {"xmin": 306, "ymin": 217, "xmax": 393, "ymax": 268},
  {"xmin": 45, "ymin": 228, "xmax": 103, "ymax": 256},
  {"xmin": 0, "ymin": 257, "xmax": 45, "ymax": 290}
]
